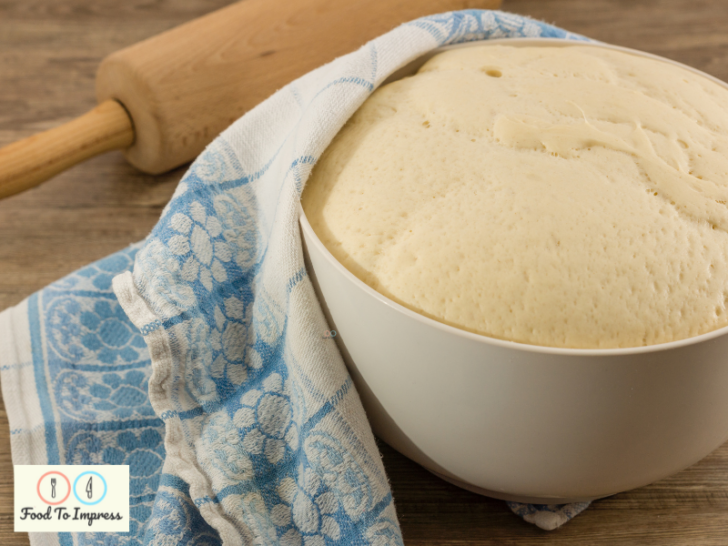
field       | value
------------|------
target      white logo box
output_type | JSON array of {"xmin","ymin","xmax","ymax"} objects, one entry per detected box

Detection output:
[{"xmin": 14, "ymin": 465, "xmax": 129, "ymax": 532}]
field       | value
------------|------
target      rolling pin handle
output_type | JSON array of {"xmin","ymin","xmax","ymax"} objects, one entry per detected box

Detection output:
[{"xmin": 0, "ymin": 99, "xmax": 134, "ymax": 199}]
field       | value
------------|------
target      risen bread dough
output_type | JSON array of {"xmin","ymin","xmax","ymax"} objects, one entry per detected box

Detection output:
[{"xmin": 301, "ymin": 44, "xmax": 728, "ymax": 349}]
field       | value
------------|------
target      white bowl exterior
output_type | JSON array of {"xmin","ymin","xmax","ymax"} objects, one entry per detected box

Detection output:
[{"xmin": 299, "ymin": 38, "xmax": 728, "ymax": 503}]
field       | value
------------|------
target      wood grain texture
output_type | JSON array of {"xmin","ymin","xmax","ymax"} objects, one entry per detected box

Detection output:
[
  {"xmin": 0, "ymin": 99, "xmax": 133, "ymax": 198},
  {"xmin": 1, "ymin": 0, "xmax": 728, "ymax": 545}
]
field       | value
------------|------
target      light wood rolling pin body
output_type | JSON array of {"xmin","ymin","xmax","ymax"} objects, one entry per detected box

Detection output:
[{"xmin": 0, "ymin": 0, "xmax": 501, "ymax": 199}]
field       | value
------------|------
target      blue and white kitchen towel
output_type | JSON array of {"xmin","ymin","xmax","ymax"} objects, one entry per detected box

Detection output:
[{"xmin": 0, "ymin": 11, "xmax": 593, "ymax": 545}]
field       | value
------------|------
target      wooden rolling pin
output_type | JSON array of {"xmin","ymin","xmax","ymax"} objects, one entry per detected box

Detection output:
[{"xmin": 0, "ymin": 0, "xmax": 501, "ymax": 200}]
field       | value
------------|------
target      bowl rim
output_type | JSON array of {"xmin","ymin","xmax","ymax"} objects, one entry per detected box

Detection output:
[{"xmin": 299, "ymin": 36, "xmax": 728, "ymax": 358}]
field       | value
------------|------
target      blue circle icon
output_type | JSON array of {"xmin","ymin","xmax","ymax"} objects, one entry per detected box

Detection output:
[{"xmin": 73, "ymin": 471, "xmax": 107, "ymax": 505}]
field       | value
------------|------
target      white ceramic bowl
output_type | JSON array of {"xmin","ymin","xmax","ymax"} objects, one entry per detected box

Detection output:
[{"xmin": 299, "ymin": 38, "xmax": 728, "ymax": 504}]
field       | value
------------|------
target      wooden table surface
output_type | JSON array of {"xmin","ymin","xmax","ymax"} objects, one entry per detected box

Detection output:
[{"xmin": 2, "ymin": 0, "xmax": 728, "ymax": 544}]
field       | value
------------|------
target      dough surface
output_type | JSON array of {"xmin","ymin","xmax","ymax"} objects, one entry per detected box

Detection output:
[{"xmin": 301, "ymin": 44, "xmax": 728, "ymax": 348}]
